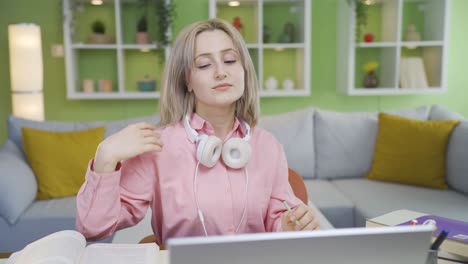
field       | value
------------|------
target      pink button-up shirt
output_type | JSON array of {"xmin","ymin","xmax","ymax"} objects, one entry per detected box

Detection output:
[{"xmin": 76, "ymin": 113, "xmax": 302, "ymax": 245}]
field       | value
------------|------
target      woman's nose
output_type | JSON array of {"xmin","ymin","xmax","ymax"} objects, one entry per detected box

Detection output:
[{"xmin": 214, "ymin": 64, "xmax": 227, "ymax": 80}]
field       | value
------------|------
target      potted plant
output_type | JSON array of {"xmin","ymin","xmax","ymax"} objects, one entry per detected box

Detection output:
[
  {"xmin": 88, "ymin": 20, "xmax": 113, "ymax": 44},
  {"xmin": 362, "ymin": 61, "xmax": 379, "ymax": 88},
  {"xmin": 138, "ymin": 0, "xmax": 176, "ymax": 47},
  {"xmin": 346, "ymin": 0, "xmax": 368, "ymax": 43},
  {"xmin": 136, "ymin": 15, "xmax": 150, "ymax": 44}
]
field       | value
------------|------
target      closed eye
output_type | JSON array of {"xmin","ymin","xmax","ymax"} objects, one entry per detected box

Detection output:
[
  {"xmin": 225, "ymin": 60, "xmax": 236, "ymax": 64},
  {"xmin": 197, "ymin": 64, "xmax": 210, "ymax": 69}
]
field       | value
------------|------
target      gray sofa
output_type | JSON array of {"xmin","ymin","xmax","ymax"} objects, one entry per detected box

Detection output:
[
  {"xmin": 1, "ymin": 104, "xmax": 467, "ymax": 253},
  {"xmin": 0, "ymin": 115, "xmax": 163, "ymax": 252},
  {"xmin": 259, "ymin": 104, "xmax": 468, "ymax": 228}
]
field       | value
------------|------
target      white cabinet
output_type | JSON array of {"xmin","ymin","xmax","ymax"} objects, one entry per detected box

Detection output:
[
  {"xmin": 209, "ymin": 0, "xmax": 311, "ymax": 97},
  {"xmin": 337, "ymin": 0, "xmax": 450, "ymax": 96},
  {"xmin": 63, "ymin": 0, "xmax": 171, "ymax": 99}
]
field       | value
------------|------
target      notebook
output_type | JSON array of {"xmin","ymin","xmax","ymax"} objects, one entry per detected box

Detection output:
[{"xmin": 168, "ymin": 225, "xmax": 434, "ymax": 264}]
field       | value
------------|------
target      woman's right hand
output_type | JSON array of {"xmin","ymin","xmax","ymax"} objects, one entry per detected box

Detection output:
[{"xmin": 93, "ymin": 122, "xmax": 163, "ymax": 173}]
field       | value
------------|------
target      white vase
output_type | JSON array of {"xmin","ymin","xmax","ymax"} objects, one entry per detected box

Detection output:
[
  {"xmin": 282, "ymin": 79, "xmax": 294, "ymax": 90},
  {"xmin": 265, "ymin": 76, "xmax": 278, "ymax": 91},
  {"xmin": 82, "ymin": 79, "xmax": 94, "ymax": 93}
]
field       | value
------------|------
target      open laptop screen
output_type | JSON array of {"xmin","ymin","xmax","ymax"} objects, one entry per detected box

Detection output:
[{"xmin": 168, "ymin": 225, "xmax": 433, "ymax": 264}]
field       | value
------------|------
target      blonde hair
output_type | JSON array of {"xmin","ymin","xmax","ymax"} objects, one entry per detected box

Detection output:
[{"xmin": 158, "ymin": 18, "xmax": 260, "ymax": 127}]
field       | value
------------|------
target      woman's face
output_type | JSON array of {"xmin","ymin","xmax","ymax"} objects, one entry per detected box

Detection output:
[{"xmin": 187, "ymin": 29, "xmax": 245, "ymax": 113}]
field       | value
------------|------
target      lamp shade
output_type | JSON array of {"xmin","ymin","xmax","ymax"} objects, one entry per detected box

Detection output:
[{"xmin": 8, "ymin": 23, "xmax": 44, "ymax": 120}]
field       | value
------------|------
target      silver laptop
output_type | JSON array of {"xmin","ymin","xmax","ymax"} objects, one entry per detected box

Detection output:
[{"xmin": 167, "ymin": 225, "xmax": 434, "ymax": 264}]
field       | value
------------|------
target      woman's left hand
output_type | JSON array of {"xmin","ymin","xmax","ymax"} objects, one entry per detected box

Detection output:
[{"xmin": 281, "ymin": 203, "xmax": 320, "ymax": 231}]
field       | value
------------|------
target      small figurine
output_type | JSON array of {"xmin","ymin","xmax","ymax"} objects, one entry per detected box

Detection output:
[
  {"xmin": 405, "ymin": 24, "xmax": 421, "ymax": 42},
  {"xmin": 363, "ymin": 33, "xmax": 374, "ymax": 43},
  {"xmin": 232, "ymin": 16, "xmax": 244, "ymax": 36}
]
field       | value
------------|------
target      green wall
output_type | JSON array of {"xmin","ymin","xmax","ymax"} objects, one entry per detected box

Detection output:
[{"xmin": 1, "ymin": 0, "xmax": 468, "ymax": 145}]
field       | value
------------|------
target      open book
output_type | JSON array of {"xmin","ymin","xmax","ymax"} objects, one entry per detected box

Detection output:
[{"xmin": 8, "ymin": 230, "xmax": 159, "ymax": 264}]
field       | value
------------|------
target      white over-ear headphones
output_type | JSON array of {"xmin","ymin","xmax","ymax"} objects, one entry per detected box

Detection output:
[
  {"xmin": 183, "ymin": 115, "xmax": 251, "ymax": 169},
  {"xmin": 184, "ymin": 114, "xmax": 250, "ymax": 236}
]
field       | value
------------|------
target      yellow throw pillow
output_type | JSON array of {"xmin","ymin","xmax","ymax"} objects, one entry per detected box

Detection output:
[
  {"xmin": 22, "ymin": 127, "xmax": 105, "ymax": 200},
  {"xmin": 367, "ymin": 113, "xmax": 459, "ymax": 189}
]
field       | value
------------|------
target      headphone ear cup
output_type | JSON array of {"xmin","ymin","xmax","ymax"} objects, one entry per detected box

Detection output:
[
  {"xmin": 197, "ymin": 135, "xmax": 222, "ymax": 168},
  {"xmin": 222, "ymin": 138, "xmax": 251, "ymax": 169}
]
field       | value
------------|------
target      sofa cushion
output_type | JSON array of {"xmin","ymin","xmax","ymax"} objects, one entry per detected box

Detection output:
[
  {"xmin": 259, "ymin": 108, "xmax": 315, "ymax": 179},
  {"xmin": 314, "ymin": 106, "xmax": 430, "ymax": 180},
  {"xmin": 429, "ymin": 104, "xmax": 465, "ymax": 120},
  {"xmin": 367, "ymin": 113, "xmax": 459, "ymax": 189},
  {"xmin": 7, "ymin": 114, "xmax": 161, "ymax": 152},
  {"xmin": 445, "ymin": 122, "xmax": 468, "ymax": 196},
  {"xmin": 332, "ymin": 179, "xmax": 468, "ymax": 227},
  {"xmin": 22, "ymin": 127, "xmax": 105, "ymax": 200},
  {"xmin": 428, "ymin": 105, "xmax": 468, "ymax": 196},
  {"xmin": 0, "ymin": 140, "xmax": 37, "ymax": 225},
  {"xmin": 76, "ymin": 114, "xmax": 160, "ymax": 138},
  {"xmin": 8, "ymin": 116, "xmax": 76, "ymax": 154},
  {"xmin": 303, "ymin": 179, "xmax": 354, "ymax": 228}
]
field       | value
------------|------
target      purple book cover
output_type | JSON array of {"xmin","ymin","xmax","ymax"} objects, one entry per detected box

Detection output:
[{"xmin": 398, "ymin": 215, "xmax": 468, "ymax": 244}]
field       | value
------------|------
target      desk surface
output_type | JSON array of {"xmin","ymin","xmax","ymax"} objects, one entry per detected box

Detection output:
[
  {"xmin": 0, "ymin": 250, "xmax": 459, "ymax": 264},
  {"xmin": 0, "ymin": 250, "xmax": 168, "ymax": 264}
]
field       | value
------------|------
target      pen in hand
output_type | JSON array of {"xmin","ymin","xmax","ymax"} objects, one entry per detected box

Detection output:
[
  {"xmin": 282, "ymin": 200, "xmax": 301, "ymax": 226},
  {"xmin": 430, "ymin": 229, "xmax": 449, "ymax": 250}
]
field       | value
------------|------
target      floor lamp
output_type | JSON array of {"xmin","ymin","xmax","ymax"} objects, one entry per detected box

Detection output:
[{"xmin": 8, "ymin": 23, "xmax": 44, "ymax": 121}]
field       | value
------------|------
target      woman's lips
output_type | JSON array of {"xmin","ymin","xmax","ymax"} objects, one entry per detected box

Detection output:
[{"xmin": 213, "ymin": 83, "xmax": 232, "ymax": 91}]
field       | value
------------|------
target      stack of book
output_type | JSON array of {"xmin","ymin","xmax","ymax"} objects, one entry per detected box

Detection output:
[{"xmin": 367, "ymin": 210, "xmax": 468, "ymax": 263}]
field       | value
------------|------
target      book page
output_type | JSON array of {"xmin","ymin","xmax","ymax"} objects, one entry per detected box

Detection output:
[
  {"xmin": 79, "ymin": 243, "xmax": 159, "ymax": 264},
  {"xmin": 13, "ymin": 230, "xmax": 85, "ymax": 264}
]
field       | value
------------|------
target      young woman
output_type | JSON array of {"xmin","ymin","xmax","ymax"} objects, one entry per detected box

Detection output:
[{"xmin": 76, "ymin": 18, "xmax": 319, "ymax": 246}]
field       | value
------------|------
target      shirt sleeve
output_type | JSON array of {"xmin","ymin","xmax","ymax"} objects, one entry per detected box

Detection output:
[
  {"xmin": 264, "ymin": 143, "xmax": 303, "ymax": 232},
  {"xmin": 75, "ymin": 153, "xmax": 156, "ymax": 240}
]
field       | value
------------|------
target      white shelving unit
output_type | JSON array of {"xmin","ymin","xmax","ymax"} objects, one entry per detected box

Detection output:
[
  {"xmin": 337, "ymin": 0, "xmax": 450, "ymax": 96},
  {"xmin": 63, "ymin": 0, "xmax": 171, "ymax": 99},
  {"xmin": 209, "ymin": 0, "xmax": 311, "ymax": 97}
]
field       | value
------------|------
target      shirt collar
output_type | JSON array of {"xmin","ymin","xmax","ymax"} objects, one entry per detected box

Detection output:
[{"xmin": 189, "ymin": 112, "xmax": 248, "ymax": 138}]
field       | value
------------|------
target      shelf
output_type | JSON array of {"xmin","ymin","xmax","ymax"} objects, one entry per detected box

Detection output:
[
  {"xmin": 337, "ymin": 0, "xmax": 449, "ymax": 96},
  {"xmin": 356, "ymin": 42, "xmax": 398, "ymax": 48},
  {"xmin": 72, "ymin": 44, "xmax": 118, "ymax": 49},
  {"xmin": 73, "ymin": 1, "xmax": 117, "ymax": 44},
  {"xmin": 262, "ymin": 43, "xmax": 305, "ymax": 49},
  {"xmin": 214, "ymin": 0, "xmax": 259, "ymax": 43},
  {"xmin": 123, "ymin": 49, "xmax": 164, "ymax": 93},
  {"xmin": 401, "ymin": 0, "xmax": 447, "ymax": 42},
  {"xmin": 400, "ymin": 41, "xmax": 444, "ymax": 47},
  {"xmin": 121, "ymin": 44, "xmax": 161, "ymax": 50},
  {"xmin": 209, "ymin": 0, "xmax": 311, "ymax": 97},
  {"xmin": 63, "ymin": 0, "xmax": 171, "ymax": 99},
  {"xmin": 354, "ymin": 47, "xmax": 398, "ymax": 89},
  {"xmin": 262, "ymin": 47, "xmax": 305, "ymax": 93},
  {"xmin": 246, "ymin": 43, "xmax": 260, "ymax": 48},
  {"xmin": 260, "ymin": 89, "xmax": 309, "ymax": 97},
  {"xmin": 349, "ymin": 88, "xmax": 445, "ymax": 96},
  {"xmin": 68, "ymin": 91, "xmax": 160, "ymax": 99}
]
